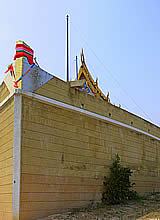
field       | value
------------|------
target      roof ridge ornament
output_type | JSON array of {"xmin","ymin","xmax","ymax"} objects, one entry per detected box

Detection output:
[
  {"xmin": 95, "ymin": 77, "xmax": 98, "ymax": 86},
  {"xmin": 78, "ymin": 50, "xmax": 111, "ymax": 102},
  {"xmin": 81, "ymin": 48, "xmax": 85, "ymax": 64}
]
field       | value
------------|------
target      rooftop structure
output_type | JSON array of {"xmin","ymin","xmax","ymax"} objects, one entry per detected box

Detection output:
[{"xmin": 0, "ymin": 41, "xmax": 160, "ymax": 220}]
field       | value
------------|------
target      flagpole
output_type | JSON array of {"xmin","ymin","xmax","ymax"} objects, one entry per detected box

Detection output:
[
  {"xmin": 66, "ymin": 15, "xmax": 69, "ymax": 82},
  {"xmin": 76, "ymin": 55, "xmax": 78, "ymax": 80}
]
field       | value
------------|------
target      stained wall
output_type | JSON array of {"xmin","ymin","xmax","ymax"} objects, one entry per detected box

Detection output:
[
  {"xmin": 0, "ymin": 87, "xmax": 14, "ymax": 220},
  {"xmin": 19, "ymin": 77, "xmax": 160, "ymax": 220},
  {"xmin": 0, "ymin": 82, "xmax": 10, "ymax": 103}
]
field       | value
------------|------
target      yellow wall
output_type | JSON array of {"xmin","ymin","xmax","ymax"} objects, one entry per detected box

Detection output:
[
  {"xmin": 0, "ymin": 82, "xmax": 10, "ymax": 103},
  {"xmin": 0, "ymin": 97, "xmax": 14, "ymax": 220},
  {"xmin": 36, "ymin": 77, "xmax": 160, "ymax": 139},
  {"xmin": 20, "ymin": 96, "xmax": 102, "ymax": 220},
  {"xmin": 20, "ymin": 89, "xmax": 160, "ymax": 220},
  {"xmin": 0, "ymin": 50, "xmax": 159, "ymax": 220}
]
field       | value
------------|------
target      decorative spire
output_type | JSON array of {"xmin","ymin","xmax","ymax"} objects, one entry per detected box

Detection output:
[
  {"xmin": 14, "ymin": 40, "xmax": 34, "ymax": 65},
  {"xmin": 81, "ymin": 48, "xmax": 85, "ymax": 64},
  {"xmin": 107, "ymin": 91, "xmax": 110, "ymax": 102},
  {"xmin": 95, "ymin": 77, "xmax": 98, "ymax": 86},
  {"xmin": 78, "ymin": 48, "xmax": 111, "ymax": 102}
]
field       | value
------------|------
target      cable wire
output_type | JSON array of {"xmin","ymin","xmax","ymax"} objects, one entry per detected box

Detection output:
[{"xmin": 71, "ymin": 21, "xmax": 154, "ymax": 123}]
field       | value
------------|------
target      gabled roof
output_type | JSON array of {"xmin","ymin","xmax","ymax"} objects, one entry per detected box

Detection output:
[{"xmin": 78, "ymin": 49, "xmax": 110, "ymax": 102}]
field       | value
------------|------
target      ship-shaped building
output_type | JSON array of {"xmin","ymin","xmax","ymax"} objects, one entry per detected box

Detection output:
[{"xmin": 0, "ymin": 41, "xmax": 160, "ymax": 220}]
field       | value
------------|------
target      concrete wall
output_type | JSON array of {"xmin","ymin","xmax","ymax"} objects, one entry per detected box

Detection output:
[
  {"xmin": 0, "ymin": 86, "xmax": 14, "ymax": 220},
  {"xmin": 19, "ymin": 77, "xmax": 160, "ymax": 220},
  {"xmin": 0, "ymin": 82, "xmax": 10, "ymax": 103},
  {"xmin": 36, "ymin": 77, "xmax": 160, "ymax": 138},
  {"xmin": 20, "ymin": 96, "xmax": 102, "ymax": 220}
]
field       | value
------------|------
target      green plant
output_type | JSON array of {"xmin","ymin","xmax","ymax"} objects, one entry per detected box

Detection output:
[{"xmin": 102, "ymin": 154, "xmax": 138, "ymax": 204}]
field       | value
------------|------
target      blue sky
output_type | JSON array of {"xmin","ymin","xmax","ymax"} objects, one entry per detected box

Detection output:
[{"xmin": 0, "ymin": 0, "xmax": 159, "ymax": 125}]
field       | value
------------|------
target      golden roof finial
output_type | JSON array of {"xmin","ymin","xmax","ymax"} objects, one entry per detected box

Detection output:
[
  {"xmin": 96, "ymin": 77, "xmax": 98, "ymax": 86},
  {"xmin": 107, "ymin": 91, "xmax": 110, "ymax": 102},
  {"xmin": 81, "ymin": 48, "xmax": 85, "ymax": 64}
]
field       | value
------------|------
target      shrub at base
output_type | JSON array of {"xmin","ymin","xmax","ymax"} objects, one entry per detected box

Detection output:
[{"xmin": 102, "ymin": 154, "xmax": 139, "ymax": 204}]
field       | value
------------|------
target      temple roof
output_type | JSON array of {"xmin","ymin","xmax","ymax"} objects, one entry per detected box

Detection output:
[{"xmin": 78, "ymin": 49, "xmax": 110, "ymax": 102}]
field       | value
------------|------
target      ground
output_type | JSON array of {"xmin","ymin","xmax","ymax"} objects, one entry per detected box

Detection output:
[{"xmin": 38, "ymin": 193, "xmax": 160, "ymax": 220}]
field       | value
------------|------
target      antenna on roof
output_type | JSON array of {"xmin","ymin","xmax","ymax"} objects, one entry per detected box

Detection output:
[
  {"xmin": 75, "ymin": 55, "xmax": 78, "ymax": 80},
  {"xmin": 66, "ymin": 14, "xmax": 69, "ymax": 81}
]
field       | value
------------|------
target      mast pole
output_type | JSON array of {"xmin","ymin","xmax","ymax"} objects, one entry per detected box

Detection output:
[
  {"xmin": 66, "ymin": 14, "xmax": 69, "ymax": 81},
  {"xmin": 76, "ymin": 55, "xmax": 78, "ymax": 80}
]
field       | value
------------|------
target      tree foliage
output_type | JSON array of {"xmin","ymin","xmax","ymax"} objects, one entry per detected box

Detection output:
[{"xmin": 102, "ymin": 154, "xmax": 138, "ymax": 204}]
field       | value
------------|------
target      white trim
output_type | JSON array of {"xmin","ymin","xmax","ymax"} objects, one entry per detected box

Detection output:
[
  {"xmin": 0, "ymin": 92, "xmax": 14, "ymax": 107},
  {"xmin": 13, "ymin": 94, "xmax": 22, "ymax": 220},
  {"xmin": 23, "ymin": 91, "xmax": 160, "ymax": 142}
]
